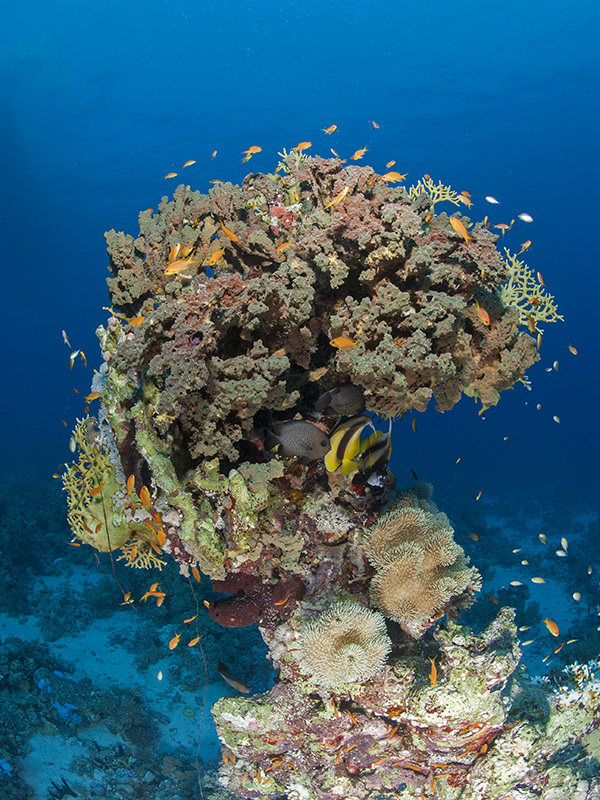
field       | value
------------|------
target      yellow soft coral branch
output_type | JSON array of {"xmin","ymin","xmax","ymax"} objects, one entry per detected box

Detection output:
[
  {"xmin": 499, "ymin": 249, "xmax": 564, "ymax": 328},
  {"xmin": 408, "ymin": 176, "xmax": 461, "ymax": 211}
]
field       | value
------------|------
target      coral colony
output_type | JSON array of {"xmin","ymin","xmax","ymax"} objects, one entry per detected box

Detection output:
[{"xmin": 62, "ymin": 152, "xmax": 598, "ymax": 799}]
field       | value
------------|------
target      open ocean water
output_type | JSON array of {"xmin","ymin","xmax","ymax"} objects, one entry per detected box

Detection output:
[{"xmin": 0, "ymin": 1, "xmax": 598, "ymax": 798}]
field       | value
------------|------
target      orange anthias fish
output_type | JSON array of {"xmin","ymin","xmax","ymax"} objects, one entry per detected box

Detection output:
[
  {"xmin": 294, "ymin": 141, "xmax": 312, "ymax": 152},
  {"xmin": 351, "ymin": 147, "xmax": 368, "ymax": 160},
  {"xmin": 182, "ymin": 160, "xmax": 196, "ymax": 168},
  {"xmin": 208, "ymin": 248, "xmax": 226, "ymax": 266},
  {"xmin": 449, "ymin": 216, "xmax": 472, "ymax": 244},
  {"xmin": 139, "ymin": 486, "xmax": 152, "ymax": 508},
  {"xmin": 543, "ymin": 618, "xmax": 559, "ymax": 637},
  {"xmin": 322, "ymin": 124, "xmax": 337, "ymax": 134},
  {"xmin": 242, "ymin": 146, "xmax": 262, "ymax": 162},
  {"xmin": 475, "ymin": 300, "xmax": 491, "ymax": 326},
  {"xmin": 168, "ymin": 632, "xmax": 182, "ymax": 650},
  {"xmin": 330, "ymin": 336, "xmax": 358, "ymax": 349},
  {"xmin": 518, "ymin": 240, "xmax": 532, "ymax": 254},
  {"xmin": 429, "ymin": 656, "xmax": 437, "ymax": 687},
  {"xmin": 369, "ymin": 120, "xmax": 380, "ymax": 129},
  {"xmin": 191, "ymin": 566, "xmax": 201, "ymax": 582},
  {"xmin": 276, "ymin": 242, "xmax": 293, "ymax": 252},
  {"xmin": 381, "ymin": 171, "xmax": 408, "ymax": 183},
  {"xmin": 85, "ymin": 392, "xmax": 100, "ymax": 402},
  {"xmin": 164, "ymin": 256, "xmax": 202, "ymax": 276},
  {"xmin": 457, "ymin": 193, "xmax": 473, "ymax": 208},
  {"xmin": 220, "ymin": 222, "xmax": 239, "ymax": 242},
  {"xmin": 326, "ymin": 186, "xmax": 350, "ymax": 208},
  {"xmin": 211, "ymin": 150, "xmax": 217, "ymax": 159},
  {"xmin": 164, "ymin": 172, "xmax": 178, "ymax": 179},
  {"xmin": 386, "ymin": 160, "xmax": 396, "ymax": 168},
  {"xmin": 126, "ymin": 474, "xmax": 135, "ymax": 494}
]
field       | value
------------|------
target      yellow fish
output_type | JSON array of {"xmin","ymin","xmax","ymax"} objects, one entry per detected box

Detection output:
[
  {"xmin": 220, "ymin": 222, "xmax": 239, "ymax": 242},
  {"xmin": 164, "ymin": 172, "xmax": 178, "ymax": 179},
  {"xmin": 322, "ymin": 125, "xmax": 337, "ymax": 134},
  {"xmin": 429, "ymin": 656, "xmax": 437, "ymax": 688},
  {"xmin": 294, "ymin": 141, "xmax": 312, "ymax": 152},
  {"xmin": 164, "ymin": 256, "xmax": 201, "ymax": 275},
  {"xmin": 182, "ymin": 160, "xmax": 196, "ymax": 168},
  {"xmin": 330, "ymin": 335, "xmax": 357, "ymax": 348},
  {"xmin": 324, "ymin": 415, "xmax": 375, "ymax": 474},
  {"xmin": 543, "ymin": 618, "xmax": 559, "ymax": 637},
  {"xmin": 326, "ymin": 186, "xmax": 350, "ymax": 208},
  {"xmin": 386, "ymin": 160, "xmax": 396, "ymax": 168},
  {"xmin": 381, "ymin": 171, "xmax": 408, "ymax": 182},
  {"xmin": 168, "ymin": 632, "xmax": 181, "ymax": 650},
  {"xmin": 351, "ymin": 147, "xmax": 368, "ymax": 160},
  {"xmin": 449, "ymin": 217, "xmax": 472, "ymax": 244},
  {"xmin": 208, "ymin": 248, "xmax": 225, "ymax": 266}
]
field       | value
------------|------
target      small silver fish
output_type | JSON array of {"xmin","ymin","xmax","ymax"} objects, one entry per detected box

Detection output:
[
  {"xmin": 315, "ymin": 384, "xmax": 365, "ymax": 416},
  {"xmin": 266, "ymin": 420, "xmax": 330, "ymax": 460},
  {"xmin": 518, "ymin": 213, "xmax": 533, "ymax": 222},
  {"xmin": 217, "ymin": 660, "xmax": 250, "ymax": 694},
  {"xmin": 485, "ymin": 196, "xmax": 500, "ymax": 204}
]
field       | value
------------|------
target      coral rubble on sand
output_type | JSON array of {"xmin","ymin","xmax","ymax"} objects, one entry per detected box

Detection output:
[{"xmin": 59, "ymin": 153, "xmax": 593, "ymax": 800}]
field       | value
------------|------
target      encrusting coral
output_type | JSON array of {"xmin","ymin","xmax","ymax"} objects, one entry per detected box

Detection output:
[
  {"xmin": 365, "ymin": 485, "xmax": 481, "ymax": 637},
  {"xmin": 59, "ymin": 150, "xmax": 584, "ymax": 800},
  {"xmin": 297, "ymin": 600, "xmax": 391, "ymax": 687}
]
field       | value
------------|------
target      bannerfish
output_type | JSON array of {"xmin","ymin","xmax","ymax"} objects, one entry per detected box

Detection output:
[
  {"xmin": 354, "ymin": 419, "xmax": 392, "ymax": 486},
  {"xmin": 315, "ymin": 384, "xmax": 365, "ymax": 416},
  {"xmin": 325, "ymin": 415, "xmax": 375, "ymax": 474},
  {"xmin": 265, "ymin": 420, "xmax": 331, "ymax": 460},
  {"xmin": 217, "ymin": 660, "xmax": 250, "ymax": 694}
]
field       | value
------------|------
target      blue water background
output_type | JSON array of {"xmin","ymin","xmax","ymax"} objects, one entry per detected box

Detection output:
[{"xmin": 1, "ymin": 0, "xmax": 598, "ymax": 502}]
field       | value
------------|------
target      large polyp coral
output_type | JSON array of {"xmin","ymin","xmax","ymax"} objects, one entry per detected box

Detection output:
[
  {"xmin": 297, "ymin": 600, "xmax": 391, "ymax": 687},
  {"xmin": 365, "ymin": 486, "xmax": 481, "ymax": 637}
]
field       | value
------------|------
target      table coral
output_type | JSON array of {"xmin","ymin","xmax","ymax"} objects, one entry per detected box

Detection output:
[{"xmin": 61, "ymin": 151, "xmax": 590, "ymax": 800}]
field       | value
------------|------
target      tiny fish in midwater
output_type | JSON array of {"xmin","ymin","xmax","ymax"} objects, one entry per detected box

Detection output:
[
  {"xmin": 539, "ymin": 534, "xmax": 547, "ymax": 544},
  {"xmin": 510, "ymin": 580, "xmax": 524, "ymax": 586},
  {"xmin": 382, "ymin": 171, "xmax": 407, "ymax": 182},
  {"xmin": 485, "ymin": 196, "xmax": 500, "ymax": 204},
  {"xmin": 164, "ymin": 172, "xmax": 177, "ymax": 179},
  {"xmin": 266, "ymin": 420, "xmax": 331, "ymax": 460},
  {"xmin": 369, "ymin": 120, "xmax": 380, "ymax": 129},
  {"xmin": 561, "ymin": 537, "xmax": 568, "ymax": 551},
  {"xmin": 386, "ymin": 160, "xmax": 396, "ymax": 168},
  {"xmin": 157, "ymin": 670, "xmax": 163, "ymax": 681},
  {"xmin": 169, "ymin": 632, "xmax": 181, "ymax": 650},
  {"xmin": 294, "ymin": 141, "xmax": 311, "ymax": 152},
  {"xmin": 351, "ymin": 147, "xmax": 368, "ymax": 160},
  {"xmin": 518, "ymin": 213, "xmax": 533, "ymax": 222},
  {"xmin": 553, "ymin": 361, "xmax": 560, "ymax": 371},
  {"xmin": 555, "ymin": 549, "xmax": 567, "ymax": 557},
  {"xmin": 531, "ymin": 577, "xmax": 546, "ymax": 584},
  {"xmin": 519, "ymin": 626, "xmax": 532, "ymax": 632},
  {"xmin": 543, "ymin": 618, "xmax": 559, "ymax": 637},
  {"xmin": 315, "ymin": 384, "xmax": 365, "ymax": 416},
  {"xmin": 183, "ymin": 160, "xmax": 196, "ymax": 168},
  {"xmin": 553, "ymin": 416, "xmax": 561, "ymax": 424},
  {"xmin": 211, "ymin": 150, "xmax": 217, "ymax": 159},
  {"xmin": 217, "ymin": 660, "xmax": 250, "ymax": 694},
  {"xmin": 572, "ymin": 592, "xmax": 581, "ymax": 601},
  {"xmin": 568, "ymin": 344, "xmax": 578, "ymax": 355},
  {"xmin": 322, "ymin": 124, "xmax": 337, "ymax": 134}
]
